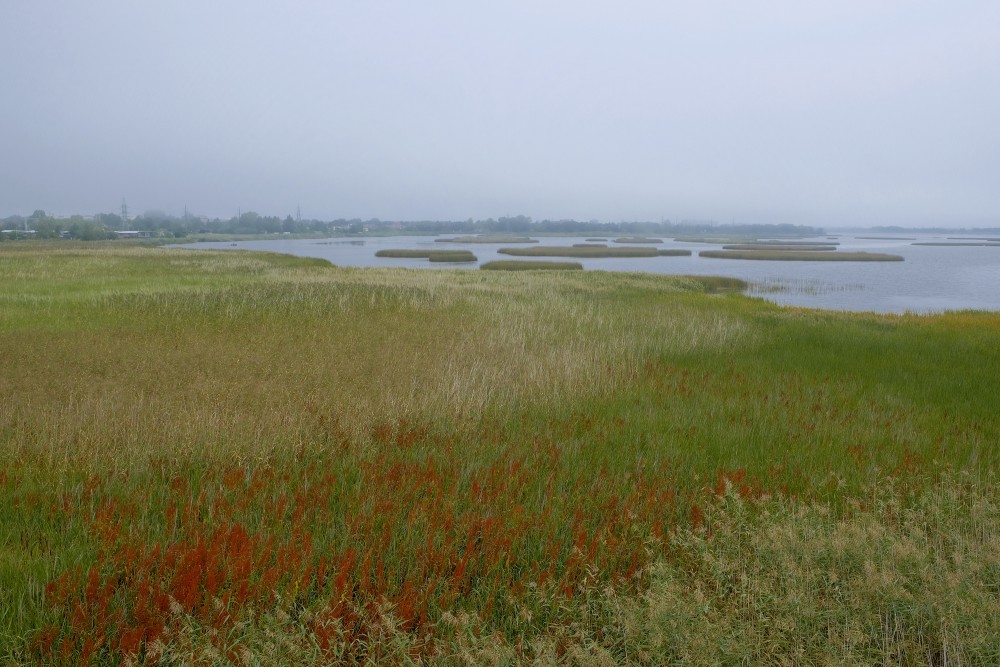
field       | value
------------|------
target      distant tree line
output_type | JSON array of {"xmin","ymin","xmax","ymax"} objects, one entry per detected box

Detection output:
[
  {"xmin": 2, "ymin": 209, "xmax": 826, "ymax": 240},
  {"xmin": 401, "ymin": 215, "xmax": 824, "ymax": 237}
]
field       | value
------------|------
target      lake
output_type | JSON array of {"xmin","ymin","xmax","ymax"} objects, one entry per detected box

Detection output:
[{"xmin": 172, "ymin": 234, "xmax": 1000, "ymax": 314}]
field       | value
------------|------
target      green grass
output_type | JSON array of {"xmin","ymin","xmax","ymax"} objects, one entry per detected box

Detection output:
[
  {"xmin": 701, "ymin": 250, "xmax": 905, "ymax": 261},
  {"xmin": 480, "ymin": 260, "xmax": 583, "ymax": 270},
  {"xmin": 375, "ymin": 249, "xmax": 477, "ymax": 262},
  {"xmin": 498, "ymin": 246, "xmax": 659, "ymax": 258},
  {"xmin": 2, "ymin": 242, "xmax": 998, "ymax": 664},
  {"xmin": 656, "ymin": 249, "xmax": 693, "ymax": 256}
]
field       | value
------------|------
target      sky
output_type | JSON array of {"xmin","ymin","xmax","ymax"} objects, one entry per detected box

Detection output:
[{"xmin": 2, "ymin": 1, "xmax": 998, "ymax": 227}]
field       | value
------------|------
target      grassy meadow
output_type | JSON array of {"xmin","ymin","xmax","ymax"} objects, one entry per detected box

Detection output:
[{"xmin": 1, "ymin": 243, "xmax": 999, "ymax": 665}]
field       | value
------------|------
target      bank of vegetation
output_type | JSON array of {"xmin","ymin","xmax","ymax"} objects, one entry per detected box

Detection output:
[
  {"xmin": 480, "ymin": 260, "xmax": 584, "ymax": 271},
  {"xmin": 1, "ymin": 243, "xmax": 997, "ymax": 665},
  {"xmin": 498, "ymin": 246, "xmax": 667, "ymax": 258},
  {"xmin": 701, "ymin": 250, "xmax": 905, "ymax": 261},
  {"xmin": 375, "ymin": 249, "xmax": 477, "ymax": 262}
]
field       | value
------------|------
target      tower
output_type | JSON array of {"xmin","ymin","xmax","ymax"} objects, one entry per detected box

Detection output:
[{"xmin": 121, "ymin": 199, "xmax": 128, "ymax": 228}]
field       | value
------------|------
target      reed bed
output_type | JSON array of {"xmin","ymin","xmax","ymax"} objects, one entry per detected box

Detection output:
[
  {"xmin": 435, "ymin": 235, "xmax": 538, "ymax": 244},
  {"xmin": 672, "ymin": 236, "xmax": 759, "ymax": 244},
  {"xmin": 700, "ymin": 250, "xmax": 905, "ymax": 261},
  {"xmin": 656, "ymin": 249, "xmax": 692, "ymax": 256},
  {"xmin": 480, "ymin": 260, "xmax": 583, "ymax": 271},
  {"xmin": 613, "ymin": 237, "xmax": 662, "ymax": 244},
  {"xmin": 1, "ymin": 242, "xmax": 997, "ymax": 665},
  {"xmin": 912, "ymin": 242, "xmax": 1000, "ymax": 247},
  {"xmin": 748, "ymin": 240, "xmax": 839, "ymax": 246},
  {"xmin": 498, "ymin": 246, "xmax": 659, "ymax": 258},
  {"xmin": 375, "ymin": 249, "xmax": 477, "ymax": 262},
  {"xmin": 856, "ymin": 236, "xmax": 917, "ymax": 240},
  {"xmin": 722, "ymin": 244, "xmax": 838, "ymax": 251}
]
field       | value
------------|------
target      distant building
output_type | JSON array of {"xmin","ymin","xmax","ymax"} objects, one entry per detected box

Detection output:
[{"xmin": 115, "ymin": 230, "xmax": 154, "ymax": 238}]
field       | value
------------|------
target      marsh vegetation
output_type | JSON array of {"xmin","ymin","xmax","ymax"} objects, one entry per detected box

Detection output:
[
  {"xmin": 1, "ymin": 243, "xmax": 997, "ymax": 665},
  {"xmin": 375, "ymin": 249, "xmax": 477, "ymax": 262},
  {"xmin": 700, "ymin": 250, "xmax": 905, "ymax": 261},
  {"xmin": 498, "ymin": 246, "xmax": 661, "ymax": 258},
  {"xmin": 480, "ymin": 260, "xmax": 584, "ymax": 270},
  {"xmin": 434, "ymin": 235, "xmax": 538, "ymax": 244}
]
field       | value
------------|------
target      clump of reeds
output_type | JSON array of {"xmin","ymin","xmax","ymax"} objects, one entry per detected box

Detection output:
[
  {"xmin": 498, "ymin": 246, "xmax": 659, "ymax": 258},
  {"xmin": 672, "ymin": 236, "xmax": 759, "ymax": 244},
  {"xmin": 722, "ymin": 244, "xmax": 839, "ymax": 251},
  {"xmin": 747, "ymin": 240, "xmax": 839, "ymax": 246},
  {"xmin": 700, "ymin": 250, "xmax": 904, "ymax": 261},
  {"xmin": 685, "ymin": 275, "xmax": 747, "ymax": 292},
  {"xmin": 375, "ymin": 249, "xmax": 477, "ymax": 262},
  {"xmin": 435, "ymin": 235, "xmax": 538, "ymax": 244},
  {"xmin": 913, "ymin": 242, "xmax": 1000, "ymax": 247},
  {"xmin": 656, "ymin": 249, "xmax": 693, "ymax": 256},
  {"xmin": 613, "ymin": 236, "xmax": 662, "ymax": 244},
  {"xmin": 480, "ymin": 260, "xmax": 583, "ymax": 270}
]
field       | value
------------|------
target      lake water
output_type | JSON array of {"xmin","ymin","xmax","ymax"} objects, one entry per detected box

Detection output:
[{"xmin": 172, "ymin": 234, "xmax": 1000, "ymax": 314}]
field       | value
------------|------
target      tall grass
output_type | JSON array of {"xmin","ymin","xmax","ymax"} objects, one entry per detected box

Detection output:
[
  {"xmin": 1, "ymin": 242, "xmax": 998, "ymax": 664},
  {"xmin": 480, "ymin": 260, "xmax": 583, "ymax": 270}
]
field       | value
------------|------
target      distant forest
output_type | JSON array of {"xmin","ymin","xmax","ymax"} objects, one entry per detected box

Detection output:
[{"xmin": 2, "ymin": 210, "xmax": 825, "ymax": 240}]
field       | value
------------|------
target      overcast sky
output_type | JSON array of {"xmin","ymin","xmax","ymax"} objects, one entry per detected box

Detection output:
[{"xmin": 2, "ymin": 1, "xmax": 998, "ymax": 226}]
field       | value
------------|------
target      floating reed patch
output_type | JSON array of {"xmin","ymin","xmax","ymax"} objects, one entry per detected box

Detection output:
[
  {"xmin": 722, "ymin": 244, "xmax": 839, "ymax": 251},
  {"xmin": 498, "ymin": 246, "xmax": 659, "ymax": 258},
  {"xmin": 479, "ymin": 260, "xmax": 583, "ymax": 270},
  {"xmin": 672, "ymin": 236, "xmax": 759, "ymax": 244},
  {"xmin": 428, "ymin": 251, "xmax": 478, "ymax": 262},
  {"xmin": 657, "ymin": 249, "xmax": 693, "ymax": 256},
  {"xmin": 700, "ymin": 250, "xmax": 904, "ymax": 261},
  {"xmin": 613, "ymin": 236, "xmax": 662, "ymax": 244},
  {"xmin": 435, "ymin": 235, "xmax": 538, "ymax": 244},
  {"xmin": 375, "ymin": 249, "xmax": 477, "ymax": 262},
  {"xmin": 912, "ymin": 242, "xmax": 1000, "ymax": 247},
  {"xmin": 750, "ymin": 240, "xmax": 839, "ymax": 246},
  {"xmin": 856, "ymin": 236, "xmax": 917, "ymax": 240}
]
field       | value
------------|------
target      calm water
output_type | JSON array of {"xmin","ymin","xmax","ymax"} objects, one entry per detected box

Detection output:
[{"xmin": 172, "ymin": 234, "xmax": 1000, "ymax": 314}]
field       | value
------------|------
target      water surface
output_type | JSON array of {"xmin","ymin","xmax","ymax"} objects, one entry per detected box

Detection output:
[{"xmin": 172, "ymin": 234, "xmax": 1000, "ymax": 314}]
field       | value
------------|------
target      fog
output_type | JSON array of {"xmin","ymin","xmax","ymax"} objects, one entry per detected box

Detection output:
[{"xmin": 2, "ymin": 1, "xmax": 998, "ymax": 227}]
